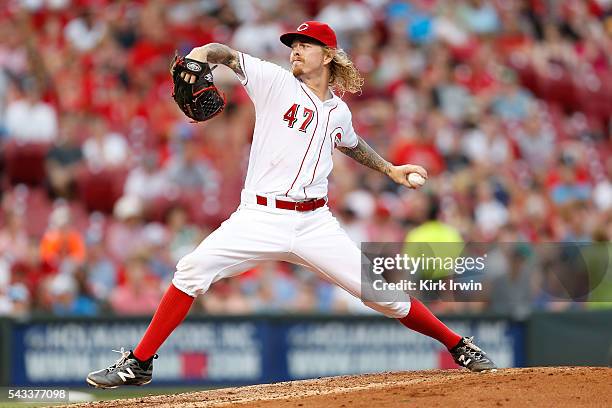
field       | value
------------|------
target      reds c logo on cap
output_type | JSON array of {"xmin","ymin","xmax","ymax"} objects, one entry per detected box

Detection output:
[{"xmin": 280, "ymin": 21, "xmax": 338, "ymax": 49}]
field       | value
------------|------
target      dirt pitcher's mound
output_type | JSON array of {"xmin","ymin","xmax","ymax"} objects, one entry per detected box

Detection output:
[{"xmin": 68, "ymin": 367, "xmax": 611, "ymax": 408}]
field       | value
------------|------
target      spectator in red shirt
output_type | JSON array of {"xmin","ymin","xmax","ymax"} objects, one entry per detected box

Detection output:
[{"xmin": 391, "ymin": 129, "xmax": 445, "ymax": 175}]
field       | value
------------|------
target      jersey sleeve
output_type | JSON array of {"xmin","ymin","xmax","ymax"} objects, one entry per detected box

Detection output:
[
  {"xmin": 237, "ymin": 52, "xmax": 291, "ymax": 106},
  {"xmin": 336, "ymin": 113, "xmax": 359, "ymax": 149}
]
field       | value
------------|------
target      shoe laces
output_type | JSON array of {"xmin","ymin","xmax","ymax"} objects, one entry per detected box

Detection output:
[
  {"xmin": 107, "ymin": 347, "xmax": 131, "ymax": 371},
  {"xmin": 462, "ymin": 337, "xmax": 485, "ymax": 359}
]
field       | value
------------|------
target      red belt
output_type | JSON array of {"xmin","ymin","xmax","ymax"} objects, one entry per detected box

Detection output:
[{"xmin": 256, "ymin": 195, "xmax": 326, "ymax": 212}]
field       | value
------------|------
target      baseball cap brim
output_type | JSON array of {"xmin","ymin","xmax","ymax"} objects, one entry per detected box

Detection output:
[{"xmin": 280, "ymin": 33, "xmax": 326, "ymax": 48}]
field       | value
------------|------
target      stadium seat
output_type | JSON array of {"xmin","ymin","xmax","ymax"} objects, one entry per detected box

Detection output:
[
  {"xmin": 575, "ymin": 72, "xmax": 612, "ymax": 125},
  {"xmin": 3, "ymin": 141, "xmax": 50, "ymax": 186},
  {"xmin": 512, "ymin": 62, "xmax": 540, "ymax": 95},
  {"xmin": 539, "ymin": 69, "xmax": 578, "ymax": 110},
  {"xmin": 76, "ymin": 168, "xmax": 128, "ymax": 214},
  {"xmin": 145, "ymin": 195, "xmax": 183, "ymax": 223}
]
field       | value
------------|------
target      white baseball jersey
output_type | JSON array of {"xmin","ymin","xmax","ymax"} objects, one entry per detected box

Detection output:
[
  {"xmin": 237, "ymin": 52, "xmax": 358, "ymax": 200},
  {"xmin": 172, "ymin": 51, "xmax": 411, "ymax": 319}
]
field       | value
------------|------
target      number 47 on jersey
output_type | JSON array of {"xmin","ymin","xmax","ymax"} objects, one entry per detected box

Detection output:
[{"xmin": 283, "ymin": 104, "xmax": 314, "ymax": 133}]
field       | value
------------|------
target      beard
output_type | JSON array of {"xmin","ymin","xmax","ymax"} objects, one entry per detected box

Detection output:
[
  {"xmin": 291, "ymin": 61, "xmax": 304, "ymax": 78},
  {"xmin": 291, "ymin": 63, "xmax": 305, "ymax": 77}
]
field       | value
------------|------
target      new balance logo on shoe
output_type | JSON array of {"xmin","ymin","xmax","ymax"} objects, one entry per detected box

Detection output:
[
  {"xmin": 117, "ymin": 367, "xmax": 136, "ymax": 382},
  {"xmin": 458, "ymin": 354, "xmax": 472, "ymax": 366},
  {"xmin": 86, "ymin": 348, "xmax": 156, "ymax": 388}
]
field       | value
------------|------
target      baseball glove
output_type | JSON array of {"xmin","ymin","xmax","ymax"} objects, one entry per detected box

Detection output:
[{"xmin": 170, "ymin": 53, "xmax": 226, "ymax": 122}]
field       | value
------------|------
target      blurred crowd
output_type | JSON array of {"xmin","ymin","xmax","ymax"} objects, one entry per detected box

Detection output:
[{"xmin": 0, "ymin": 0, "xmax": 611, "ymax": 318}]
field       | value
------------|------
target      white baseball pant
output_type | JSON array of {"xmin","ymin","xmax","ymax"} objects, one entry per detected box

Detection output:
[{"xmin": 172, "ymin": 190, "xmax": 411, "ymax": 318}]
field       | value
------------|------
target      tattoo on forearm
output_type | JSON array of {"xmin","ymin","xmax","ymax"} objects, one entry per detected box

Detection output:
[
  {"xmin": 338, "ymin": 137, "xmax": 391, "ymax": 175},
  {"xmin": 204, "ymin": 43, "xmax": 244, "ymax": 77},
  {"xmin": 228, "ymin": 54, "xmax": 244, "ymax": 78}
]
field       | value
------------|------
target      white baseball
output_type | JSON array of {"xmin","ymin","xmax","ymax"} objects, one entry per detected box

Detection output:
[{"xmin": 408, "ymin": 173, "xmax": 426, "ymax": 187}]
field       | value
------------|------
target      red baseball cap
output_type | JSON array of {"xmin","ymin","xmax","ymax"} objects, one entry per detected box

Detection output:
[{"xmin": 280, "ymin": 21, "xmax": 338, "ymax": 49}]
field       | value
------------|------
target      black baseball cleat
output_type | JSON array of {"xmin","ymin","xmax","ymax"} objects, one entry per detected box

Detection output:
[
  {"xmin": 450, "ymin": 336, "xmax": 497, "ymax": 372},
  {"xmin": 86, "ymin": 348, "xmax": 157, "ymax": 389}
]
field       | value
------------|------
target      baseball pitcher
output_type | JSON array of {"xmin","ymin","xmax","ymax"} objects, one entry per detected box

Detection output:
[{"xmin": 87, "ymin": 21, "xmax": 496, "ymax": 389}]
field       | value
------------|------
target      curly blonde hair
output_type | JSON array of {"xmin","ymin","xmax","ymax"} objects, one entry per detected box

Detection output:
[{"xmin": 324, "ymin": 47, "xmax": 363, "ymax": 95}]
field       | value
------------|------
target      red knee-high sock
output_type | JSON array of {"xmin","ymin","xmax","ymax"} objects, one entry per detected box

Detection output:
[
  {"xmin": 133, "ymin": 284, "xmax": 195, "ymax": 361},
  {"xmin": 398, "ymin": 298, "xmax": 462, "ymax": 350}
]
